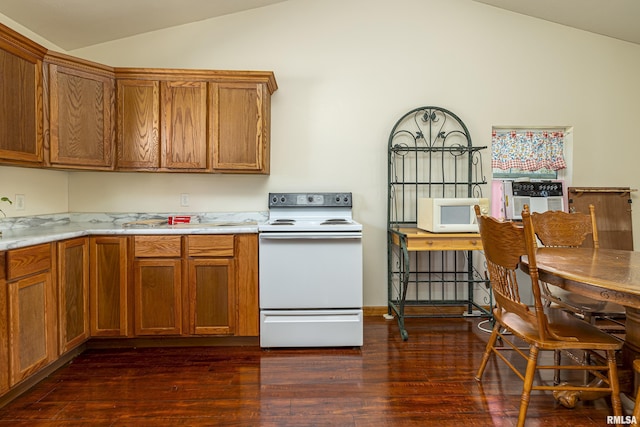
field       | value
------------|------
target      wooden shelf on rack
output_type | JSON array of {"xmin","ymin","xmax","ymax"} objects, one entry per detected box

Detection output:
[{"xmin": 390, "ymin": 227, "xmax": 482, "ymax": 251}]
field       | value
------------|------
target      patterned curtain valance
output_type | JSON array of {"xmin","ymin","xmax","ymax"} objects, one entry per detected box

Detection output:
[{"xmin": 491, "ymin": 130, "xmax": 567, "ymax": 171}]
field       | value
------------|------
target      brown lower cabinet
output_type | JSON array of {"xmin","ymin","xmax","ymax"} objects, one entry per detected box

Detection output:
[
  {"xmin": 133, "ymin": 235, "xmax": 183, "ymax": 336},
  {"xmin": 95, "ymin": 233, "xmax": 258, "ymax": 339},
  {"xmin": 90, "ymin": 236, "xmax": 130, "ymax": 337},
  {"xmin": 132, "ymin": 234, "xmax": 250, "ymax": 337},
  {"xmin": 0, "ymin": 232, "xmax": 258, "ymax": 400},
  {"xmin": 6, "ymin": 243, "xmax": 57, "ymax": 387},
  {"xmin": 0, "ymin": 253, "xmax": 8, "ymax": 395},
  {"xmin": 57, "ymin": 238, "xmax": 90, "ymax": 353}
]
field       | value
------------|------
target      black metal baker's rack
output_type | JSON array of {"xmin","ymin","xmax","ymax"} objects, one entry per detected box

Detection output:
[{"xmin": 387, "ymin": 106, "xmax": 490, "ymax": 340}]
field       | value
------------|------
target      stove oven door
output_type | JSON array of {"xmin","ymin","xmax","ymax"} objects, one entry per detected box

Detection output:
[
  {"xmin": 258, "ymin": 231, "xmax": 363, "ymax": 347},
  {"xmin": 259, "ymin": 231, "xmax": 363, "ymax": 309}
]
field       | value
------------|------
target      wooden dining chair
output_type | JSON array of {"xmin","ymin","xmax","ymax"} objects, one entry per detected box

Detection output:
[
  {"xmin": 530, "ymin": 205, "xmax": 626, "ymax": 326},
  {"xmin": 531, "ymin": 205, "xmax": 626, "ymax": 384},
  {"xmin": 474, "ymin": 205, "xmax": 623, "ymax": 427},
  {"xmin": 633, "ymin": 359, "xmax": 640, "ymax": 421}
]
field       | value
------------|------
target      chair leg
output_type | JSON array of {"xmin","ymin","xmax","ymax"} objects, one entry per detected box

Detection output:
[
  {"xmin": 606, "ymin": 350, "xmax": 622, "ymax": 419},
  {"xmin": 517, "ymin": 345, "xmax": 539, "ymax": 427},
  {"xmin": 553, "ymin": 350, "xmax": 561, "ymax": 385},
  {"xmin": 476, "ymin": 323, "xmax": 500, "ymax": 381},
  {"xmin": 634, "ymin": 380, "xmax": 640, "ymax": 421}
]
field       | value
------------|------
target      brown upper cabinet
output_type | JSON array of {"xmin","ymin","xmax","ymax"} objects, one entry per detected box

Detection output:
[
  {"xmin": 46, "ymin": 52, "xmax": 116, "ymax": 170},
  {"xmin": 0, "ymin": 24, "xmax": 46, "ymax": 166},
  {"xmin": 161, "ymin": 80, "xmax": 208, "ymax": 171},
  {"xmin": 116, "ymin": 79, "xmax": 160, "ymax": 169},
  {"xmin": 115, "ymin": 69, "xmax": 276, "ymax": 173},
  {"xmin": 0, "ymin": 23, "xmax": 277, "ymax": 174},
  {"xmin": 211, "ymin": 82, "xmax": 271, "ymax": 173}
]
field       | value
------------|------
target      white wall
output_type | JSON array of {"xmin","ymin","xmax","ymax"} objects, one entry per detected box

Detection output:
[{"xmin": 1, "ymin": 0, "xmax": 640, "ymax": 307}]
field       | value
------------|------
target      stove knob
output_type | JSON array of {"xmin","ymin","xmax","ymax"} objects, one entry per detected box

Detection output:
[
  {"xmin": 344, "ymin": 196, "xmax": 349, "ymax": 203},
  {"xmin": 272, "ymin": 196, "xmax": 278, "ymax": 203},
  {"xmin": 335, "ymin": 196, "xmax": 341, "ymax": 203},
  {"xmin": 308, "ymin": 196, "xmax": 314, "ymax": 203},
  {"xmin": 280, "ymin": 196, "xmax": 286, "ymax": 203}
]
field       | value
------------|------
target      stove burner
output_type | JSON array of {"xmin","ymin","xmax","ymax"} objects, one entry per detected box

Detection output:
[
  {"xmin": 321, "ymin": 218, "xmax": 352, "ymax": 225},
  {"xmin": 270, "ymin": 219, "xmax": 296, "ymax": 225}
]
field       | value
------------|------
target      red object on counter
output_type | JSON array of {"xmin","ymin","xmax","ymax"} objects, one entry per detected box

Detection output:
[{"xmin": 168, "ymin": 215, "xmax": 191, "ymax": 225}]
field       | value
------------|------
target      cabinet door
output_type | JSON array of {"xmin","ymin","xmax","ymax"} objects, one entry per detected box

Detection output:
[
  {"xmin": 0, "ymin": 46, "xmax": 43, "ymax": 164},
  {"xmin": 57, "ymin": 238, "xmax": 89, "ymax": 353},
  {"xmin": 8, "ymin": 271, "xmax": 56, "ymax": 386},
  {"xmin": 49, "ymin": 63, "xmax": 115, "ymax": 169},
  {"xmin": 134, "ymin": 259, "xmax": 182, "ymax": 336},
  {"xmin": 116, "ymin": 79, "xmax": 160, "ymax": 170},
  {"xmin": 90, "ymin": 236, "xmax": 129, "ymax": 337},
  {"xmin": 188, "ymin": 258, "xmax": 235, "ymax": 335},
  {"xmin": 235, "ymin": 234, "xmax": 259, "ymax": 336},
  {"xmin": 210, "ymin": 82, "xmax": 269, "ymax": 173},
  {"xmin": 0, "ymin": 253, "xmax": 8, "ymax": 395},
  {"xmin": 161, "ymin": 81, "xmax": 208, "ymax": 170}
]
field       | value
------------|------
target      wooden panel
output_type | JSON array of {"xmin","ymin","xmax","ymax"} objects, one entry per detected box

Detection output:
[
  {"xmin": 210, "ymin": 82, "xmax": 268, "ymax": 173},
  {"xmin": 57, "ymin": 238, "xmax": 89, "ymax": 353},
  {"xmin": 89, "ymin": 236, "xmax": 129, "ymax": 337},
  {"xmin": 49, "ymin": 63, "xmax": 115, "ymax": 169},
  {"xmin": 160, "ymin": 81, "xmax": 208, "ymax": 170},
  {"xmin": 0, "ymin": 48, "xmax": 43, "ymax": 164},
  {"xmin": 568, "ymin": 187, "xmax": 634, "ymax": 250},
  {"xmin": 235, "ymin": 234, "xmax": 259, "ymax": 336},
  {"xmin": 134, "ymin": 235, "xmax": 182, "ymax": 258},
  {"xmin": 188, "ymin": 259, "xmax": 234, "ymax": 335},
  {"xmin": 134, "ymin": 259, "xmax": 182, "ymax": 336},
  {"xmin": 8, "ymin": 271, "xmax": 56, "ymax": 386},
  {"xmin": 187, "ymin": 235, "xmax": 234, "ymax": 257},
  {"xmin": 0, "ymin": 253, "xmax": 8, "ymax": 394},
  {"xmin": 116, "ymin": 79, "xmax": 160, "ymax": 169},
  {"xmin": 7, "ymin": 243, "xmax": 51, "ymax": 280}
]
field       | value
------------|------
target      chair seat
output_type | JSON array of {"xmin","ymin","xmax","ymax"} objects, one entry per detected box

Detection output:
[
  {"xmin": 545, "ymin": 285, "xmax": 626, "ymax": 315},
  {"xmin": 495, "ymin": 307, "xmax": 623, "ymax": 351}
]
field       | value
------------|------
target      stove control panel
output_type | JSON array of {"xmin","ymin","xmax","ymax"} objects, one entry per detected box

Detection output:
[{"xmin": 269, "ymin": 192, "xmax": 352, "ymax": 207}]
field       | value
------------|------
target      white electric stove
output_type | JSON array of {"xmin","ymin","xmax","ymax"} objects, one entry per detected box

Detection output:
[{"xmin": 258, "ymin": 192, "xmax": 363, "ymax": 348}]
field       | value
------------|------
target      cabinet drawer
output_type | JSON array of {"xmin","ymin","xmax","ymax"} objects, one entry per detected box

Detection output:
[
  {"xmin": 187, "ymin": 235, "xmax": 234, "ymax": 257},
  {"xmin": 7, "ymin": 243, "xmax": 51, "ymax": 280},
  {"xmin": 134, "ymin": 236, "xmax": 182, "ymax": 257}
]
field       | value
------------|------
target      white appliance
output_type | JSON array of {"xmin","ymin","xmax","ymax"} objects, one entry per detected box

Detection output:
[
  {"xmin": 258, "ymin": 192, "xmax": 363, "ymax": 348},
  {"xmin": 501, "ymin": 180, "xmax": 565, "ymax": 220},
  {"xmin": 417, "ymin": 197, "xmax": 489, "ymax": 233}
]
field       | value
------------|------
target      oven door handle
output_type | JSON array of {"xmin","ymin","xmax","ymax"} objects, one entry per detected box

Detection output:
[{"xmin": 259, "ymin": 232, "xmax": 362, "ymax": 240}]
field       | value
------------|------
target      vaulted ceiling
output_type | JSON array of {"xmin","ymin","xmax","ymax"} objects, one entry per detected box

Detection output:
[
  {"xmin": 472, "ymin": 0, "xmax": 640, "ymax": 45},
  {"xmin": 0, "ymin": 0, "xmax": 289, "ymax": 50},
  {"xmin": 0, "ymin": 0, "xmax": 638, "ymax": 51}
]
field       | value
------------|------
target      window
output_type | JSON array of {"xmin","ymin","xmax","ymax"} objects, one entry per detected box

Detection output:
[{"xmin": 491, "ymin": 128, "xmax": 570, "ymax": 180}]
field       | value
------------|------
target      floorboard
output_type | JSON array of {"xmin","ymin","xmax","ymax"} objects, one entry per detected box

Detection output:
[{"xmin": 0, "ymin": 316, "xmax": 623, "ymax": 426}]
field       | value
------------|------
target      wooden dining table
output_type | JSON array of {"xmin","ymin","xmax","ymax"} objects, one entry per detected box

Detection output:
[{"xmin": 521, "ymin": 247, "xmax": 640, "ymax": 398}]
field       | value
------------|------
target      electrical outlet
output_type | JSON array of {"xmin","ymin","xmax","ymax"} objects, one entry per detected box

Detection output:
[
  {"xmin": 180, "ymin": 193, "xmax": 189, "ymax": 207},
  {"xmin": 15, "ymin": 194, "xmax": 25, "ymax": 211}
]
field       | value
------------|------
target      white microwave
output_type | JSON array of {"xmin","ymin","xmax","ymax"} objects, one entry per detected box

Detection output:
[{"xmin": 417, "ymin": 197, "xmax": 489, "ymax": 233}]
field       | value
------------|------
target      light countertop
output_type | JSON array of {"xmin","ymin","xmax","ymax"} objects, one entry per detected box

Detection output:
[{"xmin": 0, "ymin": 211, "xmax": 267, "ymax": 251}]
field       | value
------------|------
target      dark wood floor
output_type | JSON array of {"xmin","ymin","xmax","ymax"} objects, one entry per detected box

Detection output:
[{"xmin": 0, "ymin": 316, "xmax": 624, "ymax": 426}]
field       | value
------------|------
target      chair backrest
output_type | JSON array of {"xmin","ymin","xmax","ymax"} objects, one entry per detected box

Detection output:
[
  {"xmin": 474, "ymin": 204, "xmax": 554, "ymax": 341},
  {"xmin": 530, "ymin": 205, "xmax": 599, "ymax": 249}
]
